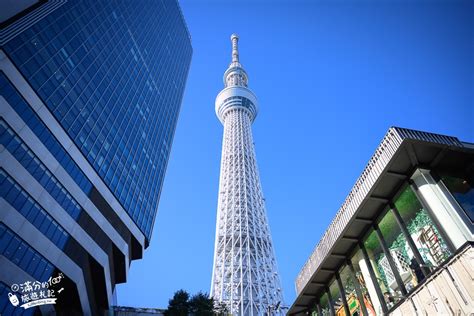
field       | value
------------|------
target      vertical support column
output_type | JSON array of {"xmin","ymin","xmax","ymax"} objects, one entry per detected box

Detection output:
[
  {"xmin": 346, "ymin": 260, "xmax": 369, "ymax": 316},
  {"xmin": 326, "ymin": 286, "xmax": 335, "ymax": 316},
  {"xmin": 359, "ymin": 241, "xmax": 388, "ymax": 314},
  {"xmin": 410, "ymin": 169, "xmax": 466, "ymax": 249},
  {"xmin": 335, "ymin": 272, "xmax": 350, "ymax": 316},
  {"xmin": 411, "ymin": 178, "xmax": 456, "ymax": 253},
  {"xmin": 374, "ymin": 223, "xmax": 408, "ymax": 296},
  {"xmin": 389, "ymin": 203, "xmax": 430, "ymax": 276},
  {"xmin": 316, "ymin": 302, "xmax": 323, "ymax": 316}
]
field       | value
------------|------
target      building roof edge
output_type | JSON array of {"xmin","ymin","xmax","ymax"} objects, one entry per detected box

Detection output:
[{"xmin": 294, "ymin": 127, "xmax": 466, "ymax": 294}]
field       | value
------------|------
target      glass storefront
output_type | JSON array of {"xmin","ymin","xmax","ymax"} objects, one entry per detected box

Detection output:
[
  {"xmin": 441, "ymin": 175, "xmax": 474, "ymax": 222},
  {"xmin": 394, "ymin": 186, "xmax": 452, "ymax": 267},
  {"xmin": 307, "ymin": 176, "xmax": 467, "ymax": 316},
  {"xmin": 329, "ymin": 279, "xmax": 344, "ymax": 316},
  {"xmin": 339, "ymin": 264, "xmax": 375, "ymax": 316},
  {"xmin": 363, "ymin": 229, "xmax": 402, "ymax": 308},
  {"xmin": 350, "ymin": 247, "xmax": 378, "ymax": 315},
  {"xmin": 377, "ymin": 209, "xmax": 421, "ymax": 292},
  {"xmin": 319, "ymin": 292, "xmax": 331, "ymax": 316}
]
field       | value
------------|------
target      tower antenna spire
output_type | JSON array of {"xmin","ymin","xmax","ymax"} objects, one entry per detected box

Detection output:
[
  {"xmin": 223, "ymin": 33, "xmax": 247, "ymax": 87},
  {"xmin": 231, "ymin": 33, "xmax": 239, "ymax": 63}
]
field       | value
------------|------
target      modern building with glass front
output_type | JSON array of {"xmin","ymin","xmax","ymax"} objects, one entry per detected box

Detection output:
[
  {"xmin": 288, "ymin": 127, "xmax": 473, "ymax": 316},
  {"xmin": 0, "ymin": 1, "xmax": 192, "ymax": 314}
]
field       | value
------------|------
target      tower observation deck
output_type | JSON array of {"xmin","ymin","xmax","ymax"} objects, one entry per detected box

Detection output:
[{"xmin": 211, "ymin": 34, "xmax": 284, "ymax": 315}]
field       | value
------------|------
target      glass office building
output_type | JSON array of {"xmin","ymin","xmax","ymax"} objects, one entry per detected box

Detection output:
[
  {"xmin": 1, "ymin": 1, "xmax": 192, "ymax": 314},
  {"xmin": 288, "ymin": 127, "xmax": 474, "ymax": 316}
]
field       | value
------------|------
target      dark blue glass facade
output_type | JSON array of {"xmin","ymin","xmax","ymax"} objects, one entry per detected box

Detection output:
[
  {"xmin": 0, "ymin": 72, "xmax": 93, "ymax": 195},
  {"xmin": 0, "ymin": 168, "xmax": 70, "ymax": 251},
  {"xmin": 0, "ymin": 224, "xmax": 55, "ymax": 283},
  {"xmin": 1, "ymin": 118, "xmax": 84, "ymax": 222},
  {"xmin": 3, "ymin": 0, "xmax": 192, "ymax": 239},
  {"xmin": 0, "ymin": 282, "xmax": 34, "ymax": 316}
]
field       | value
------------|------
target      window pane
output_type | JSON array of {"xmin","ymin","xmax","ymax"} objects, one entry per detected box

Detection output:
[
  {"xmin": 394, "ymin": 186, "xmax": 451, "ymax": 266},
  {"xmin": 319, "ymin": 292, "xmax": 331, "ymax": 316},
  {"xmin": 329, "ymin": 279, "xmax": 344, "ymax": 315},
  {"xmin": 441, "ymin": 175, "xmax": 474, "ymax": 222},
  {"xmin": 339, "ymin": 264, "xmax": 376, "ymax": 316},
  {"xmin": 364, "ymin": 229, "xmax": 402, "ymax": 308},
  {"xmin": 5, "ymin": 236, "xmax": 20, "ymax": 258},
  {"xmin": 378, "ymin": 209, "xmax": 422, "ymax": 292},
  {"xmin": 350, "ymin": 247, "xmax": 379, "ymax": 315},
  {"xmin": 12, "ymin": 244, "xmax": 27, "ymax": 265},
  {"xmin": 20, "ymin": 249, "xmax": 34, "ymax": 271}
]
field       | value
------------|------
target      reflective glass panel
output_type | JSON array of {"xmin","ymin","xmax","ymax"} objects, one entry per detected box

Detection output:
[
  {"xmin": 394, "ymin": 186, "xmax": 452, "ymax": 267},
  {"xmin": 319, "ymin": 292, "xmax": 331, "ymax": 316},
  {"xmin": 441, "ymin": 175, "xmax": 474, "ymax": 222},
  {"xmin": 350, "ymin": 247, "xmax": 378, "ymax": 315},
  {"xmin": 377, "ymin": 209, "xmax": 422, "ymax": 292},
  {"xmin": 364, "ymin": 229, "xmax": 402, "ymax": 308},
  {"xmin": 329, "ymin": 279, "xmax": 345, "ymax": 316},
  {"xmin": 339, "ymin": 264, "xmax": 374, "ymax": 316}
]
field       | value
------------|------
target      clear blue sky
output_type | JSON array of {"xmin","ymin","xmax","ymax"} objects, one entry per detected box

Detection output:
[{"xmin": 117, "ymin": 0, "xmax": 473, "ymax": 309}]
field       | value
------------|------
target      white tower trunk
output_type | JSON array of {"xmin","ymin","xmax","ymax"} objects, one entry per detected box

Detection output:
[{"xmin": 211, "ymin": 34, "xmax": 284, "ymax": 316}]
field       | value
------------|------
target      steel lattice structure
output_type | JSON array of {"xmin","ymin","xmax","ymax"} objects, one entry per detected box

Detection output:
[{"xmin": 211, "ymin": 34, "xmax": 284, "ymax": 316}]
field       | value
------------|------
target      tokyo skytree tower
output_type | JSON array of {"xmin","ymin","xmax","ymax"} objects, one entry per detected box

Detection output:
[{"xmin": 211, "ymin": 34, "xmax": 284, "ymax": 315}]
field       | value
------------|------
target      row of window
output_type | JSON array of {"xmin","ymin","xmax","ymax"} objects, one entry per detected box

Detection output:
[
  {"xmin": 220, "ymin": 96, "xmax": 257, "ymax": 121},
  {"xmin": 6, "ymin": 1, "xmax": 90, "ymax": 63},
  {"xmin": 0, "ymin": 71, "xmax": 93, "ymax": 195},
  {"xmin": 1, "ymin": 119, "xmax": 82, "ymax": 220},
  {"xmin": 0, "ymin": 223, "xmax": 55, "ymax": 283},
  {"xmin": 0, "ymin": 282, "xmax": 34, "ymax": 316},
  {"xmin": 1, "ymin": 67, "xmax": 157, "ymax": 238},
  {"xmin": 0, "ymin": 169, "xmax": 70, "ymax": 250},
  {"xmin": 312, "ymin": 184, "xmax": 453, "ymax": 315},
  {"xmin": 2, "ymin": 0, "xmax": 192, "ymax": 236}
]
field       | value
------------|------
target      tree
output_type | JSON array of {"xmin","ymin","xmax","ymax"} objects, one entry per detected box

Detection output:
[
  {"xmin": 189, "ymin": 292, "xmax": 214, "ymax": 315},
  {"xmin": 164, "ymin": 289, "xmax": 190, "ymax": 316},
  {"xmin": 165, "ymin": 290, "xmax": 227, "ymax": 315}
]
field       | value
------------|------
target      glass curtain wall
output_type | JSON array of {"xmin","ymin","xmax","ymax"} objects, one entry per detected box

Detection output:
[
  {"xmin": 350, "ymin": 247, "xmax": 377, "ymax": 315},
  {"xmin": 363, "ymin": 229, "xmax": 402, "ymax": 308},
  {"xmin": 339, "ymin": 264, "xmax": 375, "ymax": 316},
  {"xmin": 319, "ymin": 292, "xmax": 331, "ymax": 316},
  {"xmin": 440, "ymin": 174, "xmax": 474, "ymax": 222},
  {"xmin": 393, "ymin": 186, "xmax": 452, "ymax": 267},
  {"xmin": 329, "ymin": 279, "xmax": 344, "ymax": 316},
  {"xmin": 376, "ymin": 209, "xmax": 420, "ymax": 292}
]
